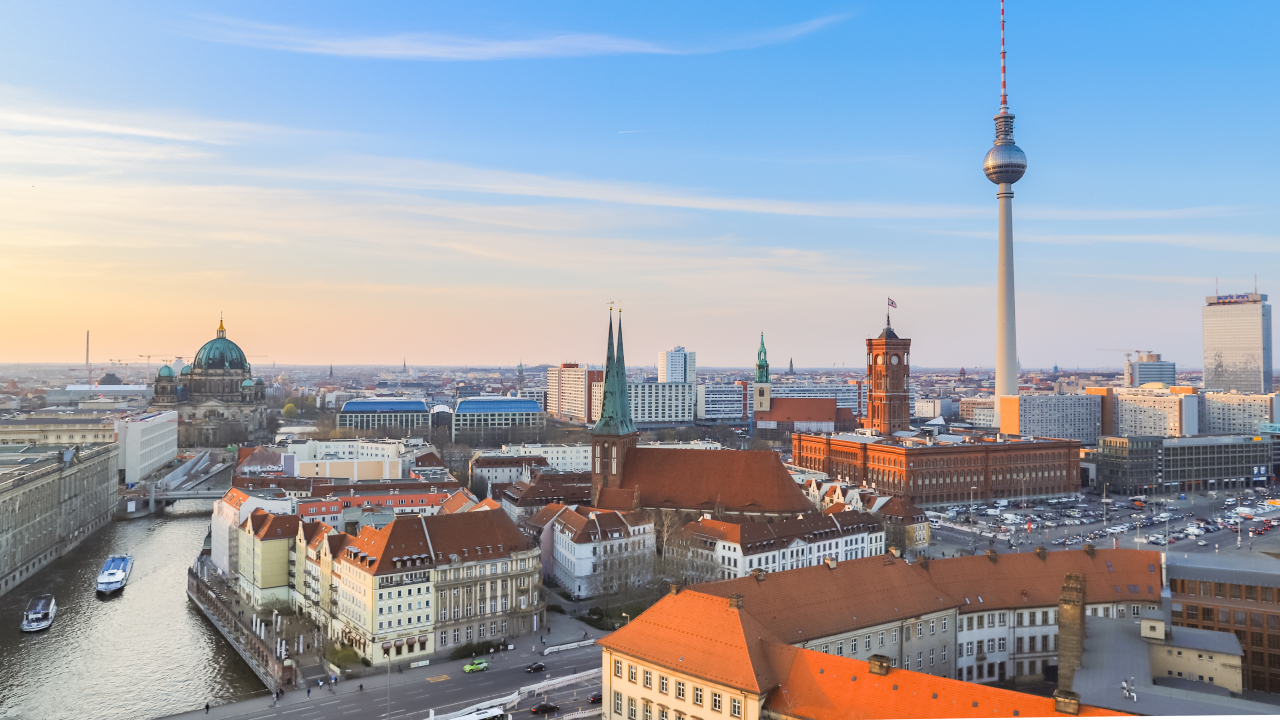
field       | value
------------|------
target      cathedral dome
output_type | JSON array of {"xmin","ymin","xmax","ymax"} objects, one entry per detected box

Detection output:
[
  {"xmin": 193, "ymin": 320, "xmax": 249, "ymax": 371},
  {"xmin": 242, "ymin": 378, "xmax": 256, "ymax": 388},
  {"xmin": 254, "ymin": 378, "xmax": 265, "ymax": 386},
  {"xmin": 181, "ymin": 365, "xmax": 192, "ymax": 375},
  {"xmin": 158, "ymin": 365, "xmax": 175, "ymax": 377}
]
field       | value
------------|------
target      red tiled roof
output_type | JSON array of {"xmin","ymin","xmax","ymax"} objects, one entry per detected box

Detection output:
[
  {"xmin": 339, "ymin": 510, "xmax": 531, "ymax": 576},
  {"xmin": 523, "ymin": 503, "xmax": 570, "ymax": 530},
  {"xmin": 755, "ymin": 398, "xmax": 838, "ymax": 423},
  {"xmin": 242, "ymin": 510, "xmax": 301, "ymax": 541},
  {"xmin": 468, "ymin": 498, "xmax": 502, "ymax": 512},
  {"xmin": 605, "ymin": 449, "xmax": 811, "ymax": 514},
  {"xmin": 473, "ymin": 456, "xmax": 550, "ymax": 469}
]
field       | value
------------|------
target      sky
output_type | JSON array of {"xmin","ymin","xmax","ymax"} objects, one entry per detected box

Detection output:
[{"xmin": 1, "ymin": 1, "xmax": 1277, "ymax": 372}]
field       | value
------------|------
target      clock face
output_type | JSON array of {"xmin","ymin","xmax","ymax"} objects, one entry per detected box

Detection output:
[{"xmin": 891, "ymin": 355, "xmax": 899, "ymax": 365}]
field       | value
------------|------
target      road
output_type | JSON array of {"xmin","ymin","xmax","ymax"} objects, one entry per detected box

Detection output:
[
  {"xmin": 924, "ymin": 488, "xmax": 1280, "ymax": 559},
  {"xmin": 168, "ymin": 636, "xmax": 603, "ymax": 720}
]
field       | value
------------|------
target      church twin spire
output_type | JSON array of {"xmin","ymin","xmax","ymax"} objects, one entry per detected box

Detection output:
[{"xmin": 593, "ymin": 310, "xmax": 637, "ymax": 436}]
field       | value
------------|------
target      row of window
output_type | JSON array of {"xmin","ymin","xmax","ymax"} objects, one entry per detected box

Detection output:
[
  {"xmin": 1172, "ymin": 579, "xmax": 1280, "ymax": 604},
  {"xmin": 613, "ymin": 662, "xmax": 740, "ymax": 717}
]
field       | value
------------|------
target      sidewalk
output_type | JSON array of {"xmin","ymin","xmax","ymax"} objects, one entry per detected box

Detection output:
[{"xmin": 169, "ymin": 613, "xmax": 606, "ymax": 720}]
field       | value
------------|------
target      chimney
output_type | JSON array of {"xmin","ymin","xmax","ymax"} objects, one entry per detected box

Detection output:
[
  {"xmin": 752, "ymin": 568, "xmax": 766, "ymax": 582},
  {"xmin": 1052, "ymin": 690, "xmax": 1081, "ymax": 716},
  {"xmin": 867, "ymin": 654, "xmax": 892, "ymax": 676},
  {"xmin": 1056, "ymin": 573, "xmax": 1087, "ymax": 694},
  {"xmin": 889, "ymin": 546, "xmax": 901, "ymax": 558},
  {"xmin": 986, "ymin": 549, "xmax": 998, "ymax": 563},
  {"xmin": 1083, "ymin": 543, "xmax": 1095, "ymax": 557},
  {"xmin": 919, "ymin": 556, "xmax": 930, "ymax": 570},
  {"xmin": 728, "ymin": 593, "xmax": 744, "ymax": 609},
  {"xmin": 669, "ymin": 582, "xmax": 680, "ymax": 596},
  {"xmin": 825, "ymin": 556, "xmax": 837, "ymax": 569},
  {"xmin": 1035, "ymin": 546, "xmax": 1047, "ymax": 560}
]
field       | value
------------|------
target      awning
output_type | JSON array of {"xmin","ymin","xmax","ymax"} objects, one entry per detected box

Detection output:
[
  {"xmin": 419, "ymin": 635, "xmax": 431, "ymax": 644},
  {"xmin": 395, "ymin": 639, "xmax": 405, "ymax": 647},
  {"xmin": 382, "ymin": 641, "xmax": 393, "ymax": 652}
]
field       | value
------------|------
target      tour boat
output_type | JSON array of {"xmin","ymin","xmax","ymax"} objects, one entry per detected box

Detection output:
[
  {"xmin": 96, "ymin": 554, "xmax": 133, "ymax": 593},
  {"xmin": 20, "ymin": 594, "xmax": 56, "ymax": 632}
]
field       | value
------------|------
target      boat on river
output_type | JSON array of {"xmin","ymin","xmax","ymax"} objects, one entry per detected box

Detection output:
[
  {"xmin": 20, "ymin": 594, "xmax": 56, "ymax": 632},
  {"xmin": 96, "ymin": 554, "xmax": 133, "ymax": 593}
]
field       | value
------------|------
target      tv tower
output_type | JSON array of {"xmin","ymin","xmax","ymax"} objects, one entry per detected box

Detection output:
[{"xmin": 984, "ymin": 0, "xmax": 1027, "ymax": 425}]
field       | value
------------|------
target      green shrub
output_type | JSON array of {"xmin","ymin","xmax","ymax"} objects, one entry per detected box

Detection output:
[
  {"xmin": 548, "ymin": 604, "xmax": 565, "ymax": 614},
  {"xmin": 361, "ymin": 657, "xmax": 371, "ymax": 667},
  {"xmin": 449, "ymin": 640, "xmax": 497, "ymax": 661}
]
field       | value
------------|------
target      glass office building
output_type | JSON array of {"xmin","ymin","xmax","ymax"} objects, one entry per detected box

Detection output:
[{"xmin": 1203, "ymin": 293, "xmax": 1273, "ymax": 394}]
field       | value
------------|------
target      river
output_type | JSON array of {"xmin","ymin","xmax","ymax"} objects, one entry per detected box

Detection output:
[{"xmin": 0, "ymin": 502, "xmax": 265, "ymax": 720}]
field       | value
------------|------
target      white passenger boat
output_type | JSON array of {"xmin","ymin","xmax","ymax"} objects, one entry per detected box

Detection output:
[
  {"xmin": 97, "ymin": 554, "xmax": 133, "ymax": 593},
  {"xmin": 20, "ymin": 594, "xmax": 56, "ymax": 632}
]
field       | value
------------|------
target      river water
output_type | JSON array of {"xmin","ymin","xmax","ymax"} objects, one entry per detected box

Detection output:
[{"xmin": 0, "ymin": 502, "xmax": 265, "ymax": 720}]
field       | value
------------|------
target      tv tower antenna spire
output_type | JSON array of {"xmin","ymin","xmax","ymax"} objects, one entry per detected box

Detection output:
[{"xmin": 1000, "ymin": 0, "xmax": 1009, "ymax": 112}]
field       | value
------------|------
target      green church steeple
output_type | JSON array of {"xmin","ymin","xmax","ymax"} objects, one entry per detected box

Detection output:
[
  {"xmin": 593, "ymin": 310, "xmax": 637, "ymax": 436},
  {"xmin": 756, "ymin": 332, "xmax": 770, "ymax": 384}
]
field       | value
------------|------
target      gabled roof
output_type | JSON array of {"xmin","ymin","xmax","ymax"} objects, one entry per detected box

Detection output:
[
  {"xmin": 874, "ymin": 496, "xmax": 928, "ymax": 524},
  {"xmin": 605, "ymin": 449, "xmax": 811, "ymax": 514},
  {"xmin": 300, "ymin": 520, "xmax": 330, "ymax": 550},
  {"xmin": 468, "ymin": 498, "xmax": 502, "ymax": 512},
  {"xmin": 523, "ymin": 503, "xmax": 570, "ymax": 530},
  {"xmin": 242, "ymin": 509, "xmax": 301, "ymax": 541},
  {"xmin": 685, "ymin": 511, "xmax": 880, "ymax": 552},
  {"xmin": 755, "ymin": 398, "xmax": 838, "ymax": 423},
  {"xmin": 440, "ymin": 488, "xmax": 479, "ymax": 514},
  {"xmin": 340, "ymin": 510, "xmax": 530, "ymax": 576}
]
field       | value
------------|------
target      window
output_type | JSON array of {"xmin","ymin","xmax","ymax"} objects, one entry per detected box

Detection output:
[
  {"xmin": 836, "ymin": 640, "xmax": 844, "ymax": 656},
  {"xmin": 942, "ymin": 617, "xmax": 948, "ymax": 632},
  {"xmin": 615, "ymin": 660, "xmax": 623, "ymax": 677},
  {"xmin": 967, "ymin": 616, "xmax": 974, "ymax": 631},
  {"xmin": 694, "ymin": 688, "xmax": 703, "ymax": 706},
  {"xmin": 676, "ymin": 682, "xmax": 685, "ymax": 700},
  {"xmin": 629, "ymin": 665, "xmax": 637, "ymax": 682},
  {"xmin": 614, "ymin": 692, "xmax": 623, "ymax": 715},
  {"xmin": 660, "ymin": 676, "xmax": 669, "ymax": 694},
  {"xmin": 998, "ymin": 638, "xmax": 1006, "ymax": 652},
  {"xmin": 730, "ymin": 698, "xmax": 741, "ymax": 718},
  {"xmin": 629, "ymin": 698, "xmax": 636, "ymax": 720},
  {"xmin": 987, "ymin": 639, "xmax": 995, "ymax": 653},
  {"xmin": 864, "ymin": 635, "xmax": 872, "ymax": 650},
  {"xmin": 1017, "ymin": 612, "xmax": 1024, "ymax": 627},
  {"xmin": 941, "ymin": 645, "xmax": 947, "ymax": 662},
  {"xmin": 998, "ymin": 612, "xmax": 1006, "ymax": 627},
  {"xmin": 917, "ymin": 652, "xmax": 923, "ymax": 669},
  {"xmin": 659, "ymin": 710, "xmax": 668, "ymax": 720},
  {"xmin": 645, "ymin": 702, "xmax": 653, "ymax": 720},
  {"xmin": 1016, "ymin": 637, "xmax": 1024, "ymax": 653},
  {"xmin": 711, "ymin": 693, "xmax": 722, "ymax": 712},
  {"xmin": 930, "ymin": 619, "xmax": 936, "ymax": 635},
  {"xmin": 644, "ymin": 671, "xmax": 652, "ymax": 689},
  {"xmin": 917, "ymin": 622, "xmax": 924, "ymax": 638},
  {"xmin": 930, "ymin": 648, "xmax": 935, "ymax": 666},
  {"xmin": 891, "ymin": 629, "xmax": 898, "ymax": 644},
  {"xmin": 878, "ymin": 631, "xmax": 885, "ymax": 647},
  {"xmin": 966, "ymin": 642, "xmax": 973, "ymax": 656}
]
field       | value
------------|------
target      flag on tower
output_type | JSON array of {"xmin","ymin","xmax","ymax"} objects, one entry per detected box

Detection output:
[{"xmin": 887, "ymin": 298, "xmax": 897, "ymax": 308}]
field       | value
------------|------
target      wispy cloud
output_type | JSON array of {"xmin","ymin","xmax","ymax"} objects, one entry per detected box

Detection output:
[
  {"xmin": 1020, "ymin": 232, "xmax": 1280, "ymax": 253},
  {"xmin": 1059, "ymin": 273, "xmax": 1211, "ymax": 286},
  {"xmin": 186, "ymin": 14, "xmax": 849, "ymax": 61}
]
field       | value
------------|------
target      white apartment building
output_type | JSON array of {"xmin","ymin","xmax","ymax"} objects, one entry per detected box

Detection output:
[
  {"xmin": 657, "ymin": 347, "xmax": 696, "ymax": 384},
  {"xmin": 999, "ymin": 394, "xmax": 1101, "ymax": 445},
  {"xmin": 545, "ymin": 364, "xmax": 600, "ymax": 422},
  {"xmin": 209, "ymin": 487, "xmax": 295, "ymax": 579},
  {"xmin": 551, "ymin": 508, "xmax": 654, "ymax": 599},
  {"xmin": 517, "ymin": 387, "xmax": 547, "ymax": 411},
  {"xmin": 770, "ymin": 382, "xmax": 865, "ymax": 409},
  {"xmin": 114, "ymin": 410, "xmax": 179, "ymax": 484},
  {"xmin": 696, "ymin": 382, "xmax": 751, "ymax": 421},
  {"xmin": 1202, "ymin": 391, "xmax": 1276, "ymax": 434},
  {"xmin": 283, "ymin": 438, "xmax": 425, "ymax": 481},
  {"xmin": 1113, "ymin": 387, "xmax": 1199, "ymax": 437},
  {"xmin": 498, "ymin": 443, "xmax": 592, "ymax": 472},
  {"xmin": 590, "ymin": 381, "xmax": 694, "ymax": 425},
  {"xmin": 915, "ymin": 398, "xmax": 957, "ymax": 419},
  {"xmin": 959, "ymin": 397, "xmax": 996, "ymax": 427},
  {"xmin": 684, "ymin": 511, "xmax": 885, "ymax": 581}
]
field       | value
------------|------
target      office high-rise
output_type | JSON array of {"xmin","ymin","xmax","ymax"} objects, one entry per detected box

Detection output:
[
  {"xmin": 1203, "ymin": 293, "xmax": 1273, "ymax": 393},
  {"xmin": 657, "ymin": 346, "xmax": 696, "ymax": 384},
  {"xmin": 1123, "ymin": 353, "xmax": 1176, "ymax": 387}
]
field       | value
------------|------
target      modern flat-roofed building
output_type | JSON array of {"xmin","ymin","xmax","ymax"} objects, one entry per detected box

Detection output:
[
  {"xmin": 657, "ymin": 346, "xmax": 696, "ymax": 384},
  {"xmin": 337, "ymin": 398, "xmax": 432, "ymax": 432},
  {"xmin": 590, "ymin": 381, "xmax": 695, "ymax": 427},
  {"xmin": 1096, "ymin": 433, "xmax": 1271, "ymax": 496},
  {"xmin": 114, "ymin": 410, "xmax": 179, "ymax": 485},
  {"xmin": 451, "ymin": 396, "xmax": 545, "ymax": 441},
  {"xmin": 544, "ymin": 364, "xmax": 603, "ymax": 423},
  {"xmin": 1202, "ymin": 391, "xmax": 1276, "ymax": 434},
  {"xmin": 1088, "ymin": 386, "xmax": 1199, "ymax": 438},
  {"xmin": 696, "ymin": 382, "xmax": 751, "ymax": 422},
  {"xmin": 960, "ymin": 397, "xmax": 996, "ymax": 427},
  {"xmin": 1124, "ymin": 353, "xmax": 1177, "ymax": 388},
  {"xmin": 0, "ymin": 444, "xmax": 119, "ymax": 598},
  {"xmin": 999, "ymin": 394, "xmax": 1101, "ymax": 445},
  {"xmin": 1204, "ymin": 292, "xmax": 1273, "ymax": 394}
]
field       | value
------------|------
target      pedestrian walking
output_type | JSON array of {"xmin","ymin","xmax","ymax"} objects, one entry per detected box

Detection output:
[
  {"xmin": 307, "ymin": 687, "xmax": 311, "ymax": 698},
  {"xmin": 205, "ymin": 702, "xmax": 210, "ymax": 714}
]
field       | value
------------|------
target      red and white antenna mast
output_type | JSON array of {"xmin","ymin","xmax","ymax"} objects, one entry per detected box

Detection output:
[{"xmin": 1000, "ymin": 0, "xmax": 1009, "ymax": 112}]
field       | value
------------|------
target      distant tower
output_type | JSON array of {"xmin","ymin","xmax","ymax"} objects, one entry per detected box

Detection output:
[
  {"xmin": 863, "ymin": 316, "xmax": 912, "ymax": 436},
  {"xmin": 754, "ymin": 333, "xmax": 771, "ymax": 413},
  {"xmin": 329, "ymin": 364, "xmax": 333, "ymax": 379},
  {"xmin": 984, "ymin": 0, "xmax": 1028, "ymax": 424},
  {"xmin": 789, "ymin": 358, "xmax": 794, "ymax": 375},
  {"xmin": 516, "ymin": 361, "xmax": 526, "ymax": 392}
]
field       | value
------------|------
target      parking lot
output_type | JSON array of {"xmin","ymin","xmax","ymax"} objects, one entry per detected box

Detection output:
[{"xmin": 925, "ymin": 487, "xmax": 1280, "ymax": 559}]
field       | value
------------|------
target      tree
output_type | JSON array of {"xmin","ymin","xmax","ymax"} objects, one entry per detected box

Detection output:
[{"xmin": 282, "ymin": 404, "xmax": 298, "ymax": 419}]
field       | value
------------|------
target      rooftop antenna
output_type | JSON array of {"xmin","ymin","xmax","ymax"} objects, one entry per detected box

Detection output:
[{"xmin": 1000, "ymin": 0, "xmax": 1009, "ymax": 113}]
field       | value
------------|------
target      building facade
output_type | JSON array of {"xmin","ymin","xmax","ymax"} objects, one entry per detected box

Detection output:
[
  {"xmin": 451, "ymin": 396, "xmax": 546, "ymax": 441},
  {"xmin": 591, "ymin": 381, "xmax": 695, "ymax": 427},
  {"xmin": 1089, "ymin": 386, "xmax": 1200, "ymax": 438},
  {"xmin": 696, "ymin": 382, "xmax": 751, "ymax": 422},
  {"xmin": 959, "ymin": 397, "xmax": 996, "ymax": 427},
  {"xmin": 1204, "ymin": 293, "xmax": 1273, "ymax": 394},
  {"xmin": 337, "ymin": 398, "xmax": 433, "ymax": 433},
  {"xmin": 999, "ymin": 394, "xmax": 1101, "ymax": 445},
  {"xmin": 862, "ymin": 323, "xmax": 911, "ymax": 436},
  {"xmin": 1097, "ymin": 433, "xmax": 1272, "ymax": 496},
  {"xmin": 657, "ymin": 347, "xmax": 696, "ymax": 384},
  {"xmin": 545, "ymin": 364, "xmax": 603, "ymax": 423},
  {"xmin": 683, "ymin": 511, "xmax": 884, "ymax": 581},
  {"xmin": 114, "ymin": 411, "xmax": 179, "ymax": 484},
  {"xmin": 550, "ymin": 508, "xmax": 654, "ymax": 599},
  {"xmin": 1124, "ymin": 353, "xmax": 1177, "ymax": 387},
  {"xmin": 1202, "ymin": 392, "xmax": 1276, "ymax": 435},
  {"xmin": 792, "ymin": 432, "xmax": 1080, "ymax": 507},
  {"xmin": 0, "ymin": 444, "xmax": 119, "ymax": 598}
]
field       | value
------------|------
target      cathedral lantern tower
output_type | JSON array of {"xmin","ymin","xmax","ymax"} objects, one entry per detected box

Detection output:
[
  {"xmin": 863, "ymin": 316, "xmax": 912, "ymax": 436},
  {"xmin": 591, "ymin": 310, "xmax": 639, "ymax": 505}
]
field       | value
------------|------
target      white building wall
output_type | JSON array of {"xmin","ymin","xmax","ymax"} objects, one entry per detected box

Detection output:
[
  {"xmin": 657, "ymin": 347, "xmax": 696, "ymax": 384},
  {"xmin": 697, "ymin": 383, "xmax": 750, "ymax": 421},
  {"xmin": 115, "ymin": 410, "xmax": 178, "ymax": 485},
  {"xmin": 1203, "ymin": 392, "xmax": 1276, "ymax": 434},
  {"xmin": 1015, "ymin": 394, "xmax": 1101, "ymax": 444},
  {"xmin": 590, "ymin": 382, "xmax": 695, "ymax": 424},
  {"xmin": 1115, "ymin": 389, "xmax": 1198, "ymax": 437}
]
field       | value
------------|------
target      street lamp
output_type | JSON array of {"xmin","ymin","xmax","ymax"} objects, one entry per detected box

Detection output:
[
  {"xmin": 969, "ymin": 487, "xmax": 977, "ymax": 554},
  {"xmin": 622, "ymin": 612, "xmax": 631, "ymax": 625}
]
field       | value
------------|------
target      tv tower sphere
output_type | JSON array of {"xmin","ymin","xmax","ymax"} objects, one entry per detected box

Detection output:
[{"xmin": 983, "ymin": 131, "xmax": 1027, "ymax": 185}]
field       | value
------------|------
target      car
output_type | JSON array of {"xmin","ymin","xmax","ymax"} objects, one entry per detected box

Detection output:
[
  {"xmin": 531, "ymin": 702, "xmax": 560, "ymax": 715},
  {"xmin": 588, "ymin": 692, "xmax": 603, "ymax": 704},
  {"xmin": 1197, "ymin": 540, "xmax": 1208, "ymax": 546},
  {"xmin": 526, "ymin": 662, "xmax": 546, "ymax": 673},
  {"xmin": 464, "ymin": 660, "xmax": 489, "ymax": 674}
]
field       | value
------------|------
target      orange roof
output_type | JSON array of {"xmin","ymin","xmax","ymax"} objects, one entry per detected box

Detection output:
[
  {"xmin": 241, "ymin": 509, "xmax": 301, "ymax": 541},
  {"xmin": 468, "ymin": 498, "xmax": 502, "ymax": 512},
  {"xmin": 604, "ymin": 449, "xmax": 811, "ymax": 514},
  {"xmin": 340, "ymin": 510, "xmax": 530, "ymax": 576},
  {"xmin": 822, "ymin": 502, "xmax": 848, "ymax": 515},
  {"xmin": 524, "ymin": 502, "xmax": 570, "ymax": 530},
  {"xmin": 762, "ymin": 642, "xmax": 1125, "ymax": 719},
  {"xmin": 440, "ymin": 488, "xmax": 479, "ymax": 514},
  {"xmin": 755, "ymin": 398, "xmax": 838, "ymax": 423}
]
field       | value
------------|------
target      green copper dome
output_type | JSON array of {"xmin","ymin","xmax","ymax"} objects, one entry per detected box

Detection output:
[
  {"xmin": 241, "ymin": 378, "xmax": 256, "ymax": 387},
  {"xmin": 157, "ymin": 364, "xmax": 175, "ymax": 377},
  {"xmin": 193, "ymin": 320, "xmax": 249, "ymax": 371}
]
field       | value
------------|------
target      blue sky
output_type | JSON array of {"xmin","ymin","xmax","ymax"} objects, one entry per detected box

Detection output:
[{"xmin": 2, "ymin": 1, "xmax": 1277, "ymax": 371}]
